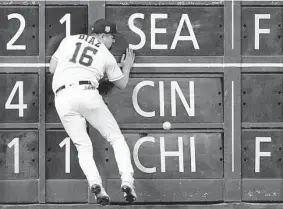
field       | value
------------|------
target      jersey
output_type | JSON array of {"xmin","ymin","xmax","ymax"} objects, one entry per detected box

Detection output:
[{"xmin": 51, "ymin": 34, "xmax": 124, "ymax": 93}]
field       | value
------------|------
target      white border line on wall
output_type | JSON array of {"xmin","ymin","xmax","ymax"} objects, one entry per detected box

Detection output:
[{"xmin": 1, "ymin": 63, "xmax": 283, "ymax": 68}]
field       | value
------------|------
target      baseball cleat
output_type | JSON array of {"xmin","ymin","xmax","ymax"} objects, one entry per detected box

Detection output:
[
  {"xmin": 121, "ymin": 182, "xmax": 137, "ymax": 203},
  {"xmin": 91, "ymin": 184, "xmax": 110, "ymax": 206}
]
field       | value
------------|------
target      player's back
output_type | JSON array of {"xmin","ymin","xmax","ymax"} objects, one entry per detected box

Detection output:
[{"xmin": 52, "ymin": 34, "xmax": 110, "ymax": 92}]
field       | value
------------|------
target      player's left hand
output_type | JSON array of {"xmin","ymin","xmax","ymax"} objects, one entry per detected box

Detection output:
[{"xmin": 120, "ymin": 47, "xmax": 135, "ymax": 70}]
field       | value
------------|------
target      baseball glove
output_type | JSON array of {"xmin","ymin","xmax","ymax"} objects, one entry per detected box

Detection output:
[{"xmin": 98, "ymin": 76, "xmax": 114, "ymax": 95}]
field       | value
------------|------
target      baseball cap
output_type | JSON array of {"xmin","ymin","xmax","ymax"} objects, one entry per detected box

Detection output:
[{"xmin": 91, "ymin": 18, "xmax": 121, "ymax": 36}]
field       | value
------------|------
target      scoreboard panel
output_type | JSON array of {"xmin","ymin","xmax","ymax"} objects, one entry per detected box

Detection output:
[
  {"xmin": 106, "ymin": 77, "xmax": 223, "ymax": 124},
  {"xmin": 45, "ymin": 5, "xmax": 88, "ymax": 57},
  {"xmin": 0, "ymin": 130, "xmax": 38, "ymax": 179},
  {"xmin": 242, "ymin": 7, "xmax": 283, "ymax": 55},
  {"xmin": 0, "ymin": 1, "xmax": 283, "ymax": 208},
  {"xmin": 0, "ymin": 74, "xmax": 39, "ymax": 123},
  {"xmin": 242, "ymin": 129, "xmax": 283, "ymax": 178},
  {"xmin": 91, "ymin": 129, "xmax": 224, "ymax": 202},
  {"xmin": 0, "ymin": 6, "xmax": 39, "ymax": 56},
  {"xmin": 242, "ymin": 74, "xmax": 283, "ymax": 122},
  {"xmin": 46, "ymin": 131, "xmax": 88, "ymax": 203},
  {"xmin": 240, "ymin": 5, "xmax": 283, "ymax": 203},
  {"xmin": 46, "ymin": 130, "xmax": 84, "ymax": 179},
  {"xmin": 0, "ymin": 130, "xmax": 38, "ymax": 203},
  {"xmin": 106, "ymin": 6, "xmax": 224, "ymax": 56},
  {"xmin": 105, "ymin": 132, "xmax": 223, "ymax": 179}
]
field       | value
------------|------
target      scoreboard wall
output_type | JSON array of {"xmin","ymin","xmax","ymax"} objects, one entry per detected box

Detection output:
[{"xmin": 0, "ymin": 1, "xmax": 283, "ymax": 209}]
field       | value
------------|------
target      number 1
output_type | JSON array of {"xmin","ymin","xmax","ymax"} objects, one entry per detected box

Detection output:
[
  {"xmin": 59, "ymin": 137, "xmax": 71, "ymax": 173},
  {"xmin": 60, "ymin": 13, "xmax": 71, "ymax": 37},
  {"xmin": 8, "ymin": 138, "xmax": 19, "ymax": 174}
]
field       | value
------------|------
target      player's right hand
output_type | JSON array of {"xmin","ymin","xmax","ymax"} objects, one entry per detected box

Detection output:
[{"xmin": 120, "ymin": 47, "xmax": 135, "ymax": 70}]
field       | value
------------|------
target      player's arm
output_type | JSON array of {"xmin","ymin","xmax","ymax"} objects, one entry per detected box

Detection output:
[
  {"xmin": 49, "ymin": 57, "xmax": 58, "ymax": 74},
  {"xmin": 105, "ymin": 48, "xmax": 135, "ymax": 90},
  {"xmin": 112, "ymin": 48, "xmax": 135, "ymax": 89}
]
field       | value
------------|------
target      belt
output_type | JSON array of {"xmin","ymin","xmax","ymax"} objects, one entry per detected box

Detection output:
[{"xmin": 55, "ymin": 81, "xmax": 94, "ymax": 94}]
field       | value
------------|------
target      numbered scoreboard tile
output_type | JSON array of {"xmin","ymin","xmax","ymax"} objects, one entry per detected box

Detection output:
[
  {"xmin": 0, "ymin": 6, "xmax": 39, "ymax": 56},
  {"xmin": 105, "ymin": 77, "xmax": 223, "ymax": 124},
  {"xmin": 0, "ymin": 74, "xmax": 39, "ymax": 123},
  {"xmin": 241, "ymin": 7, "xmax": 283, "ymax": 56},
  {"xmin": 46, "ymin": 130, "xmax": 90, "ymax": 203},
  {"xmin": 45, "ymin": 6, "xmax": 88, "ymax": 57},
  {"xmin": 46, "ymin": 130, "xmax": 85, "ymax": 179},
  {"xmin": 242, "ymin": 130, "xmax": 283, "ymax": 178},
  {"xmin": 106, "ymin": 6, "xmax": 224, "ymax": 56},
  {"xmin": 0, "ymin": 131, "xmax": 38, "ymax": 180},
  {"xmin": 107, "ymin": 179, "xmax": 223, "ymax": 202},
  {"xmin": 242, "ymin": 74, "xmax": 283, "ymax": 123}
]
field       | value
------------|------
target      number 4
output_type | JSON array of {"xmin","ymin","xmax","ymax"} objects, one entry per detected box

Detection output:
[{"xmin": 5, "ymin": 81, "xmax": 27, "ymax": 117}]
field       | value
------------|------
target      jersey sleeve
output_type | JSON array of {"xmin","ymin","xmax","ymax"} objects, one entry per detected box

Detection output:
[
  {"xmin": 52, "ymin": 37, "xmax": 70, "ymax": 60},
  {"xmin": 105, "ymin": 52, "xmax": 124, "ymax": 82}
]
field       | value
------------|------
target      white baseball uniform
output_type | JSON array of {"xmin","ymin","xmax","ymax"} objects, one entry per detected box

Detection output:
[{"xmin": 52, "ymin": 34, "xmax": 134, "ymax": 188}]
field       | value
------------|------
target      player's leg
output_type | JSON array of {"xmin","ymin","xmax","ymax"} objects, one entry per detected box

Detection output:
[
  {"xmin": 58, "ymin": 113, "xmax": 110, "ymax": 205},
  {"xmin": 80, "ymin": 90, "xmax": 136, "ymax": 202},
  {"xmin": 54, "ymin": 92, "xmax": 110, "ymax": 205}
]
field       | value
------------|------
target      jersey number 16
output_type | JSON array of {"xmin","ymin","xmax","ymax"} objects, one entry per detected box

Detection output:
[{"xmin": 69, "ymin": 42, "xmax": 97, "ymax": 67}]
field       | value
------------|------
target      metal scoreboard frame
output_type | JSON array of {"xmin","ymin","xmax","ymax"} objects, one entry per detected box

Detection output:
[{"xmin": 0, "ymin": 1, "xmax": 283, "ymax": 209}]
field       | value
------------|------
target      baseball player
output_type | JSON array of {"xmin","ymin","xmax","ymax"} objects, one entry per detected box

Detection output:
[{"xmin": 49, "ymin": 19, "xmax": 136, "ymax": 205}]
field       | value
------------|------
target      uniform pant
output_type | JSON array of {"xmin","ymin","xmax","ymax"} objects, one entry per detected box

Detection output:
[{"xmin": 54, "ymin": 85, "xmax": 134, "ymax": 188}]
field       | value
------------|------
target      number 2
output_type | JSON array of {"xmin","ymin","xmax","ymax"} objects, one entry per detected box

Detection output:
[{"xmin": 7, "ymin": 13, "xmax": 26, "ymax": 50}]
